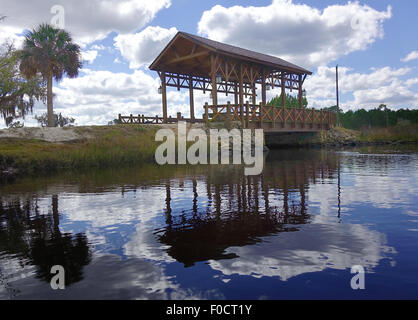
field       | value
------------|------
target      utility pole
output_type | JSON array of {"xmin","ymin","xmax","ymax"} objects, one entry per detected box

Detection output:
[{"xmin": 336, "ymin": 65, "xmax": 340, "ymax": 127}]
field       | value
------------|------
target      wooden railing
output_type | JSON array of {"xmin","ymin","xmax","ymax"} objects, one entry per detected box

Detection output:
[
  {"xmin": 118, "ymin": 103, "xmax": 336, "ymax": 131},
  {"xmin": 118, "ymin": 113, "xmax": 204, "ymax": 124},
  {"xmin": 204, "ymin": 102, "xmax": 336, "ymax": 130}
]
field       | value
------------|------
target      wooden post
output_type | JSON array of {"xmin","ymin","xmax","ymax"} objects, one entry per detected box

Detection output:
[
  {"xmin": 246, "ymin": 101, "xmax": 250, "ymax": 128},
  {"xmin": 130, "ymin": 114, "xmax": 133, "ymax": 123},
  {"xmin": 262, "ymin": 69, "xmax": 267, "ymax": 106},
  {"xmin": 189, "ymin": 75, "xmax": 195, "ymax": 123},
  {"xmin": 204, "ymin": 102, "xmax": 209, "ymax": 125},
  {"xmin": 336, "ymin": 65, "xmax": 340, "ymax": 127},
  {"xmin": 298, "ymin": 74, "xmax": 303, "ymax": 109},
  {"xmin": 227, "ymin": 101, "xmax": 231, "ymax": 121},
  {"xmin": 211, "ymin": 54, "xmax": 218, "ymax": 107},
  {"xmin": 259, "ymin": 102, "xmax": 263, "ymax": 128},
  {"xmin": 118, "ymin": 114, "xmax": 122, "ymax": 124},
  {"xmin": 252, "ymin": 85, "xmax": 256, "ymax": 105},
  {"xmin": 281, "ymin": 72, "xmax": 286, "ymax": 108},
  {"xmin": 161, "ymin": 72, "xmax": 168, "ymax": 124},
  {"xmin": 234, "ymin": 83, "xmax": 239, "ymax": 106},
  {"xmin": 293, "ymin": 109, "xmax": 296, "ymax": 128},
  {"xmin": 311, "ymin": 108, "xmax": 314, "ymax": 129},
  {"xmin": 239, "ymin": 64, "xmax": 244, "ymax": 127},
  {"xmin": 302, "ymin": 109, "xmax": 305, "ymax": 128}
]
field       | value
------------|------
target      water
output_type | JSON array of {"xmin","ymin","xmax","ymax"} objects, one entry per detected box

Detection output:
[{"xmin": 0, "ymin": 146, "xmax": 418, "ymax": 299}]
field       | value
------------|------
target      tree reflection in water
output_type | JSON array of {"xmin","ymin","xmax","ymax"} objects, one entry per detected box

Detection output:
[{"xmin": 0, "ymin": 195, "xmax": 91, "ymax": 287}]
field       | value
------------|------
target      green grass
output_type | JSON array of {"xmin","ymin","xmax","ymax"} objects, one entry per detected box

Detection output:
[
  {"xmin": 0, "ymin": 125, "xmax": 161, "ymax": 174},
  {"xmin": 358, "ymin": 125, "xmax": 418, "ymax": 143}
]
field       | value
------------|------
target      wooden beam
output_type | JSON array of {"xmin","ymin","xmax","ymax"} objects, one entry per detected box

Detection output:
[
  {"xmin": 167, "ymin": 51, "xmax": 209, "ymax": 65},
  {"xmin": 211, "ymin": 54, "xmax": 218, "ymax": 106},
  {"xmin": 234, "ymin": 83, "xmax": 239, "ymax": 105},
  {"xmin": 252, "ymin": 85, "xmax": 256, "ymax": 105},
  {"xmin": 189, "ymin": 75, "xmax": 195, "ymax": 122},
  {"xmin": 281, "ymin": 72, "xmax": 286, "ymax": 108},
  {"xmin": 161, "ymin": 72, "xmax": 168, "ymax": 124},
  {"xmin": 298, "ymin": 74, "xmax": 303, "ymax": 109},
  {"xmin": 262, "ymin": 69, "xmax": 267, "ymax": 106},
  {"xmin": 239, "ymin": 64, "xmax": 244, "ymax": 127}
]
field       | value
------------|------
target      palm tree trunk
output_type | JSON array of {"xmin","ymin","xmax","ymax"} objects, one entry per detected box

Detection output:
[{"xmin": 47, "ymin": 71, "xmax": 54, "ymax": 127}]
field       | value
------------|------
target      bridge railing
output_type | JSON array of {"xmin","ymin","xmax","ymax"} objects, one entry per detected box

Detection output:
[
  {"xmin": 118, "ymin": 114, "xmax": 204, "ymax": 124},
  {"xmin": 118, "ymin": 103, "xmax": 336, "ymax": 130},
  {"xmin": 204, "ymin": 102, "xmax": 336, "ymax": 130}
]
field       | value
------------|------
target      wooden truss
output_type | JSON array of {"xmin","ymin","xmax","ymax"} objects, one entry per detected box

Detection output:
[{"xmin": 149, "ymin": 32, "xmax": 312, "ymax": 125}]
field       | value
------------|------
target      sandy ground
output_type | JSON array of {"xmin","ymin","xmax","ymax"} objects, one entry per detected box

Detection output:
[
  {"xmin": 0, "ymin": 123, "xmax": 206, "ymax": 143},
  {"xmin": 0, "ymin": 127, "xmax": 85, "ymax": 143},
  {"xmin": 0, "ymin": 124, "xmax": 359, "ymax": 145}
]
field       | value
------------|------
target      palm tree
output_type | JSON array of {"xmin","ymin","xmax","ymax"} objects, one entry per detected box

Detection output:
[{"xmin": 20, "ymin": 23, "xmax": 82, "ymax": 127}]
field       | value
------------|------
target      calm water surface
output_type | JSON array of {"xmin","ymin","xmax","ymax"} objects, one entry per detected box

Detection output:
[{"xmin": 1, "ymin": 146, "xmax": 418, "ymax": 299}]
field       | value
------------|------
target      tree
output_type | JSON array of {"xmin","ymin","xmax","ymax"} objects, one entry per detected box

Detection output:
[
  {"xmin": 0, "ymin": 42, "xmax": 46, "ymax": 126},
  {"xmin": 19, "ymin": 24, "xmax": 82, "ymax": 127},
  {"xmin": 378, "ymin": 104, "xmax": 389, "ymax": 128},
  {"xmin": 268, "ymin": 93, "xmax": 308, "ymax": 108},
  {"xmin": 35, "ymin": 112, "xmax": 75, "ymax": 127}
]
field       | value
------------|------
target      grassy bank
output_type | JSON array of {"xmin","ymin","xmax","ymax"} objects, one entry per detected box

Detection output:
[
  {"xmin": 0, "ymin": 125, "xmax": 161, "ymax": 175},
  {"xmin": 358, "ymin": 125, "xmax": 418, "ymax": 143},
  {"xmin": 1, "ymin": 124, "xmax": 417, "ymax": 178},
  {"xmin": 318, "ymin": 125, "xmax": 418, "ymax": 146}
]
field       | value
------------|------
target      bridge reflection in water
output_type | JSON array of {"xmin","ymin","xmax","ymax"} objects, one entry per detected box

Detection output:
[
  {"xmin": 157, "ymin": 150, "xmax": 341, "ymax": 267},
  {"xmin": 0, "ymin": 150, "xmax": 342, "ymax": 288}
]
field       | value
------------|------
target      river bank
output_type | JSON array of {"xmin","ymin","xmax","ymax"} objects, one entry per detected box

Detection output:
[
  {"xmin": 1, "ymin": 124, "xmax": 417, "ymax": 180},
  {"xmin": 265, "ymin": 125, "xmax": 418, "ymax": 148},
  {"xmin": 0, "ymin": 125, "xmax": 161, "ymax": 179}
]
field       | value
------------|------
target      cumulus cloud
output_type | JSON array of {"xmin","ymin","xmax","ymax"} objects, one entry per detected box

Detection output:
[
  {"xmin": 304, "ymin": 66, "xmax": 418, "ymax": 110},
  {"xmin": 401, "ymin": 51, "xmax": 418, "ymax": 63},
  {"xmin": 406, "ymin": 78, "xmax": 418, "ymax": 87},
  {"xmin": 350, "ymin": 80, "xmax": 418, "ymax": 109},
  {"xmin": 53, "ymin": 69, "xmax": 160, "ymax": 124},
  {"xmin": 48, "ymin": 69, "xmax": 196, "ymax": 125},
  {"xmin": 81, "ymin": 50, "xmax": 98, "ymax": 64},
  {"xmin": 114, "ymin": 26, "xmax": 178, "ymax": 69},
  {"xmin": 198, "ymin": 0, "xmax": 392, "ymax": 68},
  {"xmin": 0, "ymin": 0, "xmax": 171, "ymax": 46}
]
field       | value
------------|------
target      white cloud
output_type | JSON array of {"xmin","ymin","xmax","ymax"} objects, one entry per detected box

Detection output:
[
  {"xmin": 305, "ymin": 66, "xmax": 418, "ymax": 110},
  {"xmin": 114, "ymin": 26, "xmax": 178, "ymax": 69},
  {"xmin": 45, "ymin": 69, "xmax": 195, "ymax": 125},
  {"xmin": 81, "ymin": 50, "xmax": 98, "ymax": 64},
  {"xmin": 198, "ymin": 0, "xmax": 392, "ymax": 68},
  {"xmin": 401, "ymin": 51, "xmax": 418, "ymax": 63},
  {"xmin": 406, "ymin": 78, "xmax": 418, "ymax": 87},
  {"xmin": 0, "ymin": 0, "xmax": 171, "ymax": 46},
  {"xmin": 209, "ymin": 223, "xmax": 395, "ymax": 281},
  {"xmin": 90, "ymin": 44, "xmax": 106, "ymax": 51},
  {"xmin": 349, "ymin": 80, "xmax": 418, "ymax": 109}
]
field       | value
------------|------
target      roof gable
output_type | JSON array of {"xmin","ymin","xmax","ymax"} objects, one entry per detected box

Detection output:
[{"xmin": 149, "ymin": 31, "xmax": 312, "ymax": 76}]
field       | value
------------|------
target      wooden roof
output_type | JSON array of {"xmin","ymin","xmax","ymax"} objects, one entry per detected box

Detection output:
[{"xmin": 149, "ymin": 31, "xmax": 312, "ymax": 77}]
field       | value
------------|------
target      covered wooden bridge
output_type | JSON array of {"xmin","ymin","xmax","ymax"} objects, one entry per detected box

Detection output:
[{"xmin": 119, "ymin": 31, "xmax": 336, "ymax": 131}]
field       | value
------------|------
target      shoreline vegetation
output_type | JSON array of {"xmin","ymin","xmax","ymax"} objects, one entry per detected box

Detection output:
[{"xmin": 1, "ymin": 124, "xmax": 417, "ymax": 181}]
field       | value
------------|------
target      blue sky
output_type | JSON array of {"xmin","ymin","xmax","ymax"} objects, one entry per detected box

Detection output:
[{"xmin": 1, "ymin": 0, "xmax": 417, "ymax": 126}]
